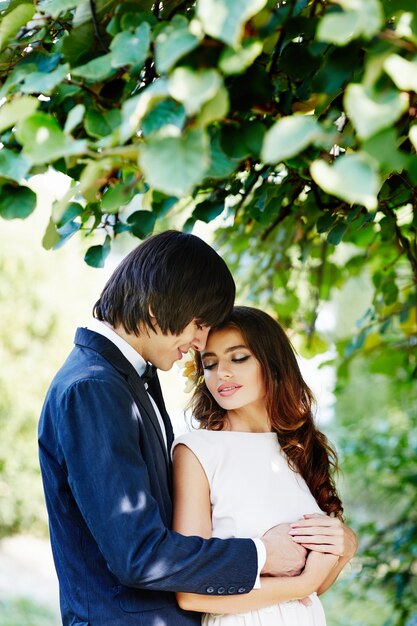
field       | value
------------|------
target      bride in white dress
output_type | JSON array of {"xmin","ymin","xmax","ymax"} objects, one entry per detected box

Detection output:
[{"xmin": 172, "ymin": 306, "xmax": 356, "ymax": 626}]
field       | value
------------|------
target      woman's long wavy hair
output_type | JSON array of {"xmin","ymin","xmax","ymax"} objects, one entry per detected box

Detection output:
[{"xmin": 190, "ymin": 306, "xmax": 343, "ymax": 519}]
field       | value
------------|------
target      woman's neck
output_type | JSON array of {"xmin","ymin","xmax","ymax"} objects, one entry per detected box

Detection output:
[{"xmin": 225, "ymin": 404, "xmax": 271, "ymax": 433}]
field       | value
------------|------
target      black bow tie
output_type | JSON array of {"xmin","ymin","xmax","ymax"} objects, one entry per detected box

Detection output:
[{"xmin": 142, "ymin": 363, "xmax": 157, "ymax": 386}]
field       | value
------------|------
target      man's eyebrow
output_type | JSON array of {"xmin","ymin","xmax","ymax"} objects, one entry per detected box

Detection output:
[{"xmin": 201, "ymin": 344, "xmax": 248, "ymax": 358}]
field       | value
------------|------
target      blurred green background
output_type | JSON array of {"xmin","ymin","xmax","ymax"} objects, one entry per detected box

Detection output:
[{"xmin": 0, "ymin": 176, "xmax": 416, "ymax": 626}]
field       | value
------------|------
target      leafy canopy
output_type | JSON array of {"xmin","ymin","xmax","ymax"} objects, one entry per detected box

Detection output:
[{"xmin": 0, "ymin": 0, "xmax": 415, "ymax": 356}]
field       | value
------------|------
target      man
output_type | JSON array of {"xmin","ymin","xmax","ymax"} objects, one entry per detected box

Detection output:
[{"xmin": 39, "ymin": 231, "xmax": 354, "ymax": 626}]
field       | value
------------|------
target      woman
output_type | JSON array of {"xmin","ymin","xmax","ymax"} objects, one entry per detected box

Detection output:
[{"xmin": 172, "ymin": 306, "xmax": 356, "ymax": 625}]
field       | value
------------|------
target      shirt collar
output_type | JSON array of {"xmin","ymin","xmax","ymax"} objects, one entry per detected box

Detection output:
[{"xmin": 87, "ymin": 318, "xmax": 147, "ymax": 377}]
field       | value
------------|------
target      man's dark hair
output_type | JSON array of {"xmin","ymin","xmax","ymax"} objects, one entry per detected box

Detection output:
[{"xmin": 93, "ymin": 230, "xmax": 235, "ymax": 335}]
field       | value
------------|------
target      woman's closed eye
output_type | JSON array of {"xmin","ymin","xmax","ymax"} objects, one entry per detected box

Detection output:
[
  {"xmin": 202, "ymin": 354, "xmax": 251, "ymax": 370},
  {"xmin": 202, "ymin": 358, "xmax": 218, "ymax": 370},
  {"xmin": 233, "ymin": 354, "xmax": 250, "ymax": 363}
]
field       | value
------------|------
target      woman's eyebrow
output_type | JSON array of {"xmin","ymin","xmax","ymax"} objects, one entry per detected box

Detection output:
[{"xmin": 201, "ymin": 344, "xmax": 247, "ymax": 358}]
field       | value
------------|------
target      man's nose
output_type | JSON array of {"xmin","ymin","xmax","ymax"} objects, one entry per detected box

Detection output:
[{"xmin": 191, "ymin": 326, "xmax": 210, "ymax": 351}]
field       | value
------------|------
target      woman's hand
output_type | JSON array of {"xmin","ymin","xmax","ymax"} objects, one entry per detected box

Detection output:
[{"xmin": 289, "ymin": 513, "xmax": 358, "ymax": 560}]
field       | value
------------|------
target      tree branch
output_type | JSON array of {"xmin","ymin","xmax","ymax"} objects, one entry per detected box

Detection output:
[
  {"xmin": 307, "ymin": 239, "xmax": 327, "ymax": 347},
  {"xmin": 261, "ymin": 180, "xmax": 304, "ymax": 241},
  {"xmin": 89, "ymin": 0, "xmax": 109, "ymax": 53},
  {"xmin": 381, "ymin": 205, "xmax": 417, "ymax": 283},
  {"xmin": 233, "ymin": 164, "xmax": 270, "ymax": 220}
]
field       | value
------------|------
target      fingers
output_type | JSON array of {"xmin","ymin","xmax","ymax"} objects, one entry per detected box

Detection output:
[
  {"xmin": 291, "ymin": 515, "xmax": 343, "ymax": 530},
  {"xmin": 290, "ymin": 526, "xmax": 344, "ymax": 540},
  {"xmin": 298, "ymin": 543, "xmax": 339, "ymax": 553}
]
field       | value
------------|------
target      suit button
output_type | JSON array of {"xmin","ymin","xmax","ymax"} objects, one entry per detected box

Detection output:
[
  {"xmin": 206, "ymin": 586, "xmax": 215, "ymax": 593},
  {"xmin": 217, "ymin": 587, "xmax": 225, "ymax": 594},
  {"xmin": 238, "ymin": 587, "xmax": 246, "ymax": 593},
  {"xmin": 228, "ymin": 586, "xmax": 236, "ymax": 594}
]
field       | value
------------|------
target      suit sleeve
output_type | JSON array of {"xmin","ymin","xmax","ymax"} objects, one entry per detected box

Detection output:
[{"xmin": 57, "ymin": 377, "xmax": 258, "ymax": 594}]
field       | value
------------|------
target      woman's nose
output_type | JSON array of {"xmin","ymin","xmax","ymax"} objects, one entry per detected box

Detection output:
[{"xmin": 217, "ymin": 361, "xmax": 232, "ymax": 378}]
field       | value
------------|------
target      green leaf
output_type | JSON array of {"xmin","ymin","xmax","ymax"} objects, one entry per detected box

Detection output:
[
  {"xmin": 73, "ymin": 0, "xmax": 118, "ymax": 27},
  {"xmin": 101, "ymin": 183, "xmax": 136, "ymax": 213},
  {"xmin": 15, "ymin": 112, "xmax": 87, "ymax": 165},
  {"xmin": 0, "ymin": 96, "xmax": 39, "ymax": 133},
  {"xmin": 85, "ymin": 109, "xmax": 113, "ymax": 138},
  {"xmin": 0, "ymin": 183, "xmax": 36, "ymax": 219},
  {"xmin": 150, "ymin": 192, "xmax": 178, "ymax": 216},
  {"xmin": 77, "ymin": 158, "xmax": 115, "ymax": 202},
  {"xmin": 197, "ymin": 85, "xmax": 229, "ymax": 127},
  {"xmin": 54, "ymin": 220, "xmax": 81, "ymax": 248},
  {"xmin": 344, "ymin": 84, "xmax": 409, "ymax": 140},
  {"xmin": 383, "ymin": 54, "xmax": 417, "ymax": 92},
  {"xmin": 141, "ymin": 99, "xmax": 186, "ymax": 137},
  {"xmin": 110, "ymin": 22, "xmax": 150, "ymax": 68},
  {"xmin": 42, "ymin": 0, "xmax": 78, "ymax": 18},
  {"xmin": 362, "ymin": 128, "xmax": 407, "ymax": 174},
  {"xmin": 19, "ymin": 50, "xmax": 61, "ymax": 73},
  {"xmin": 42, "ymin": 217, "xmax": 61, "ymax": 249},
  {"xmin": 56, "ymin": 202, "xmax": 84, "ymax": 228},
  {"xmin": 311, "ymin": 153, "xmax": 380, "ymax": 210},
  {"xmin": 0, "ymin": 150, "xmax": 30, "ymax": 182},
  {"xmin": 219, "ymin": 40, "xmax": 263, "ymax": 75},
  {"xmin": 327, "ymin": 221, "xmax": 348, "ymax": 245},
  {"xmin": 317, "ymin": 212, "xmax": 337, "ymax": 234},
  {"xmin": 192, "ymin": 199, "xmax": 225, "ymax": 223},
  {"xmin": 394, "ymin": 10, "xmax": 417, "ymax": 45},
  {"xmin": 205, "ymin": 131, "xmax": 238, "ymax": 179},
  {"xmin": 317, "ymin": 0, "xmax": 383, "ymax": 45},
  {"xmin": 139, "ymin": 128, "xmax": 210, "ymax": 196},
  {"xmin": 155, "ymin": 15, "xmax": 202, "ymax": 74},
  {"xmin": 127, "ymin": 210, "xmax": 157, "ymax": 238},
  {"xmin": 120, "ymin": 11, "xmax": 157, "ymax": 32},
  {"xmin": 64, "ymin": 104, "xmax": 86, "ymax": 134},
  {"xmin": 20, "ymin": 63, "xmax": 70, "ymax": 95},
  {"xmin": 119, "ymin": 78, "xmax": 170, "ymax": 142},
  {"xmin": 196, "ymin": 0, "xmax": 267, "ymax": 47},
  {"xmin": 168, "ymin": 67, "xmax": 223, "ymax": 116},
  {"xmin": 61, "ymin": 23, "xmax": 95, "ymax": 65},
  {"xmin": 72, "ymin": 54, "xmax": 115, "ymax": 82},
  {"xmin": 261, "ymin": 115, "xmax": 320, "ymax": 164},
  {"xmin": 0, "ymin": 3, "xmax": 35, "ymax": 51},
  {"xmin": 84, "ymin": 236, "xmax": 111, "ymax": 268},
  {"xmin": 220, "ymin": 121, "xmax": 266, "ymax": 160}
]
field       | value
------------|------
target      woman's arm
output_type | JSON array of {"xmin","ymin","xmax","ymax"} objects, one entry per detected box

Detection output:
[{"xmin": 172, "ymin": 444, "xmax": 337, "ymax": 614}]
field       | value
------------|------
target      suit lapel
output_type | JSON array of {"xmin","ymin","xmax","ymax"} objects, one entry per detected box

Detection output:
[
  {"xmin": 147, "ymin": 376, "xmax": 175, "ymax": 451},
  {"xmin": 74, "ymin": 328, "xmax": 171, "ymax": 469}
]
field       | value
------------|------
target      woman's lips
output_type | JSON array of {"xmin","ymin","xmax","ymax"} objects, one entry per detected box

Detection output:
[{"xmin": 217, "ymin": 383, "xmax": 242, "ymax": 397}]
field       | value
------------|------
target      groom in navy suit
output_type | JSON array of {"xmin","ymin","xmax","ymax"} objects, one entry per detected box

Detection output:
[{"xmin": 38, "ymin": 231, "xmax": 309, "ymax": 626}]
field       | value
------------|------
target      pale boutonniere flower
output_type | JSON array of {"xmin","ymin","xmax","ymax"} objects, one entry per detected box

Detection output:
[{"xmin": 178, "ymin": 351, "xmax": 202, "ymax": 393}]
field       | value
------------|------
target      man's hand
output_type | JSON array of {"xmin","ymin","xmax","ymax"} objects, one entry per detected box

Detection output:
[
  {"xmin": 289, "ymin": 513, "xmax": 358, "ymax": 560},
  {"xmin": 261, "ymin": 523, "xmax": 307, "ymax": 577}
]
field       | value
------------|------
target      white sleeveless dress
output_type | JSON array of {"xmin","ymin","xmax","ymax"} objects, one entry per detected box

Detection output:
[{"xmin": 173, "ymin": 430, "xmax": 326, "ymax": 626}]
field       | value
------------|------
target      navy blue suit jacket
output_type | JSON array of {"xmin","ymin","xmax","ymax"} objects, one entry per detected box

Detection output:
[{"xmin": 38, "ymin": 328, "xmax": 257, "ymax": 625}]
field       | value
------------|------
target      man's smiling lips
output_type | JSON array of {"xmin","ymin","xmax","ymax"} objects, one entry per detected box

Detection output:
[{"xmin": 217, "ymin": 383, "xmax": 242, "ymax": 396}]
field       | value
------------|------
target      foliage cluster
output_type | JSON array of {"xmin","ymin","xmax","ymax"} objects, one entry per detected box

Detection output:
[
  {"xmin": 0, "ymin": 0, "xmax": 415, "ymax": 349},
  {"xmin": 323, "ymin": 352, "xmax": 417, "ymax": 626}
]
